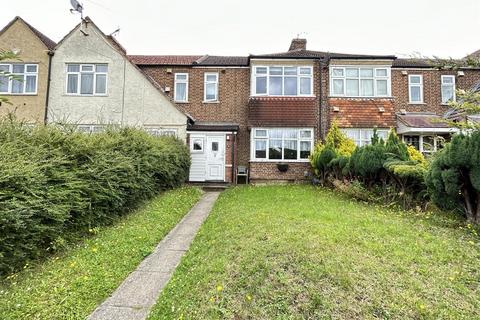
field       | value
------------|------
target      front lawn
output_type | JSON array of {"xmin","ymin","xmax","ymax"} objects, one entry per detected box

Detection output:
[
  {"xmin": 150, "ymin": 185, "xmax": 480, "ymax": 319},
  {"xmin": 0, "ymin": 186, "xmax": 202, "ymax": 320}
]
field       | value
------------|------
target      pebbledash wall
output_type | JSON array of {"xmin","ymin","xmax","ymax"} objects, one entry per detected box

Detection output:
[
  {"xmin": 47, "ymin": 19, "xmax": 188, "ymax": 140},
  {"xmin": 0, "ymin": 17, "xmax": 53, "ymax": 123}
]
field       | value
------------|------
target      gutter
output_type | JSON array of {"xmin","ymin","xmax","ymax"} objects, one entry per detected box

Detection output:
[{"xmin": 44, "ymin": 50, "xmax": 54, "ymax": 124}]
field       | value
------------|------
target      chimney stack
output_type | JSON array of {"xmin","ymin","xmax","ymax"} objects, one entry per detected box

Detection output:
[{"xmin": 289, "ymin": 38, "xmax": 307, "ymax": 51}]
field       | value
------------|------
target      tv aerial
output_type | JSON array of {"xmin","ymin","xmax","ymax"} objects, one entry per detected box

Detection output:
[{"xmin": 69, "ymin": 0, "xmax": 88, "ymax": 36}]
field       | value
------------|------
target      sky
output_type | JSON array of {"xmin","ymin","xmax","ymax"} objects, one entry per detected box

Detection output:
[{"xmin": 2, "ymin": 0, "xmax": 479, "ymax": 58}]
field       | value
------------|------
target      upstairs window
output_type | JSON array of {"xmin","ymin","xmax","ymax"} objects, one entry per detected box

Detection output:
[
  {"xmin": 174, "ymin": 73, "xmax": 188, "ymax": 102},
  {"xmin": 252, "ymin": 66, "xmax": 313, "ymax": 96},
  {"xmin": 0, "ymin": 63, "xmax": 38, "ymax": 94},
  {"xmin": 330, "ymin": 67, "xmax": 390, "ymax": 97},
  {"xmin": 66, "ymin": 64, "xmax": 108, "ymax": 95},
  {"xmin": 342, "ymin": 128, "xmax": 389, "ymax": 147},
  {"xmin": 408, "ymin": 75, "xmax": 423, "ymax": 103},
  {"xmin": 441, "ymin": 75, "xmax": 455, "ymax": 104},
  {"xmin": 204, "ymin": 72, "xmax": 219, "ymax": 102}
]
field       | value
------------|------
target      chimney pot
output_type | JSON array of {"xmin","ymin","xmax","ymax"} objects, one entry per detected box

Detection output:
[{"xmin": 289, "ymin": 38, "xmax": 307, "ymax": 51}]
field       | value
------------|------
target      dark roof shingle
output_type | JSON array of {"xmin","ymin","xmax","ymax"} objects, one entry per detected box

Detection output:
[
  {"xmin": 128, "ymin": 55, "xmax": 203, "ymax": 65},
  {"xmin": 251, "ymin": 49, "xmax": 396, "ymax": 60}
]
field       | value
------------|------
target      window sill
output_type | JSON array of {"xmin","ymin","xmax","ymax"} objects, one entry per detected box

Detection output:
[
  {"xmin": 202, "ymin": 101, "xmax": 220, "ymax": 104},
  {"xmin": 175, "ymin": 101, "xmax": 189, "ymax": 104},
  {"xmin": 249, "ymin": 159, "xmax": 310, "ymax": 163},
  {"xmin": 64, "ymin": 94, "xmax": 108, "ymax": 97},
  {"xmin": 0, "ymin": 93, "xmax": 38, "ymax": 96},
  {"xmin": 408, "ymin": 102, "xmax": 426, "ymax": 105},
  {"xmin": 250, "ymin": 95, "xmax": 316, "ymax": 98},
  {"xmin": 329, "ymin": 96, "xmax": 393, "ymax": 99}
]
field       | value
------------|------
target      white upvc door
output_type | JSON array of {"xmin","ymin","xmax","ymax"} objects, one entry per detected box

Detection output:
[{"xmin": 206, "ymin": 135, "xmax": 225, "ymax": 181}]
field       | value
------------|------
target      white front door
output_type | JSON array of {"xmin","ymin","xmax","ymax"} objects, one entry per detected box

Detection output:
[{"xmin": 206, "ymin": 136, "xmax": 225, "ymax": 181}]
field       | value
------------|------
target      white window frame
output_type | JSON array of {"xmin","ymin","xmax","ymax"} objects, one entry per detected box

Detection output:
[
  {"xmin": 204, "ymin": 72, "xmax": 219, "ymax": 102},
  {"xmin": 403, "ymin": 134, "xmax": 438, "ymax": 153},
  {"xmin": 0, "ymin": 63, "xmax": 38, "ymax": 95},
  {"xmin": 441, "ymin": 75, "xmax": 456, "ymax": 104},
  {"xmin": 251, "ymin": 65, "xmax": 314, "ymax": 97},
  {"xmin": 329, "ymin": 66, "xmax": 391, "ymax": 98},
  {"xmin": 190, "ymin": 136, "xmax": 204, "ymax": 153},
  {"xmin": 65, "ymin": 63, "xmax": 108, "ymax": 96},
  {"xmin": 76, "ymin": 125, "xmax": 105, "ymax": 134},
  {"xmin": 408, "ymin": 74, "xmax": 423, "ymax": 104},
  {"xmin": 144, "ymin": 128, "xmax": 178, "ymax": 137},
  {"xmin": 174, "ymin": 73, "xmax": 189, "ymax": 102},
  {"xmin": 250, "ymin": 128, "xmax": 314, "ymax": 162},
  {"xmin": 341, "ymin": 128, "xmax": 389, "ymax": 147}
]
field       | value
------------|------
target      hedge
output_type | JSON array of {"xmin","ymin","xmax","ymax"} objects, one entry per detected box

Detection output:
[{"xmin": 0, "ymin": 121, "xmax": 190, "ymax": 275}]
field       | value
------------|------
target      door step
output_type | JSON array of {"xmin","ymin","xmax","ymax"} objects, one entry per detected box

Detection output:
[{"xmin": 188, "ymin": 182, "xmax": 230, "ymax": 192}]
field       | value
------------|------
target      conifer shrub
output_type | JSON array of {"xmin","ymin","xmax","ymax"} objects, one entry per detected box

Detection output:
[
  {"xmin": 0, "ymin": 121, "xmax": 190, "ymax": 275},
  {"xmin": 425, "ymin": 131, "xmax": 480, "ymax": 222}
]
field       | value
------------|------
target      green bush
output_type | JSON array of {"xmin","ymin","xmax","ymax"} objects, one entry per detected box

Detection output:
[
  {"xmin": 0, "ymin": 121, "xmax": 190, "ymax": 275},
  {"xmin": 425, "ymin": 131, "xmax": 480, "ymax": 222}
]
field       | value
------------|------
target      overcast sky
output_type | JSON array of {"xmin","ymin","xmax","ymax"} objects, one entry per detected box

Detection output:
[{"xmin": 2, "ymin": 0, "xmax": 479, "ymax": 58}]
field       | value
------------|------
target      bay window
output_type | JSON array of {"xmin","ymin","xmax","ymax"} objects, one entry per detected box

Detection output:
[
  {"xmin": 252, "ymin": 66, "xmax": 313, "ymax": 96},
  {"xmin": 251, "ymin": 128, "xmax": 313, "ymax": 161},
  {"xmin": 341, "ymin": 128, "xmax": 389, "ymax": 147},
  {"xmin": 0, "ymin": 63, "xmax": 38, "ymax": 94},
  {"xmin": 66, "ymin": 64, "xmax": 108, "ymax": 95},
  {"xmin": 330, "ymin": 66, "xmax": 390, "ymax": 97},
  {"xmin": 441, "ymin": 75, "xmax": 455, "ymax": 104},
  {"xmin": 408, "ymin": 75, "xmax": 423, "ymax": 103}
]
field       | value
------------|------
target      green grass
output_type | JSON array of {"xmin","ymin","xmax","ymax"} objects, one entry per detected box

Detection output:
[
  {"xmin": 149, "ymin": 185, "xmax": 480, "ymax": 320},
  {"xmin": 0, "ymin": 186, "xmax": 202, "ymax": 320}
]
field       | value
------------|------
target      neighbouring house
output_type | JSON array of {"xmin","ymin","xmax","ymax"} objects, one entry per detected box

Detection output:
[
  {"xmin": 47, "ymin": 17, "xmax": 188, "ymax": 139},
  {"xmin": 0, "ymin": 16, "xmax": 56, "ymax": 123}
]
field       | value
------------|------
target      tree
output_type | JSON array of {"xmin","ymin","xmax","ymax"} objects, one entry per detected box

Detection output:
[
  {"xmin": 0, "ymin": 49, "xmax": 19, "ymax": 106},
  {"xmin": 446, "ymin": 89, "xmax": 480, "ymax": 130},
  {"xmin": 425, "ymin": 131, "xmax": 480, "ymax": 223}
]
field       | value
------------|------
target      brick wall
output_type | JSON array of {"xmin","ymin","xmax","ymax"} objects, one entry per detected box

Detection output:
[
  {"xmin": 249, "ymin": 162, "xmax": 311, "ymax": 182},
  {"xmin": 391, "ymin": 68, "xmax": 480, "ymax": 115}
]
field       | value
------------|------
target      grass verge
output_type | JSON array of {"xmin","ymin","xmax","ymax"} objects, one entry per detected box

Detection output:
[
  {"xmin": 149, "ymin": 185, "xmax": 479, "ymax": 319},
  {"xmin": 0, "ymin": 186, "xmax": 202, "ymax": 320}
]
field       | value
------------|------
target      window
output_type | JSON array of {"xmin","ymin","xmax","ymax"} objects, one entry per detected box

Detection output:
[
  {"xmin": 191, "ymin": 137, "xmax": 204, "ymax": 152},
  {"xmin": 76, "ymin": 125, "xmax": 105, "ymax": 133},
  {"xmin": 144, "ymin": 128, "xmax": 178, "ymax": 137},
  {"xmin": 66, "ymin": 64, "xmax": 108, "ymax": 95},
  {"xmin": 330, "ymin": 66, "xmax": 390, "ymax": 97},
  {"xmin": 408, "ymin": 75, "xmax": 423, "ymax": 103},
  {"xmin": 404, "ymin": 135, "xmax": 439, "ymax": 153},
  {"xmin": 441, "ymin": 75, "xmax": 456, "ymax": 104},
  {"xmin": 174, "ymin": 73, "xmax": 188, "ymax": 102},
  {"xmin": 0, "ymin": 63, "xmax": 38, "ymax": 94},
  {"xmin": 204, "ymin": 72, "xmax": 218, "ymax": 102},
  {"xmin": 251, "ymin": 128, "xmax": 313, "ymax": 161},
  {"xmin": 252, "ymin": 66, "xmax": 313, "ymax": 96},
  {"xmin": 341, "ymin": 128, "xmax": 389, "ymax": 147}
]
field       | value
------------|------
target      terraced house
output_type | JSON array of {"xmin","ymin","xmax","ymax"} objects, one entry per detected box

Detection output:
[
  {"xmin": 131, "ymin": 39, "xmax": 480, "ymax": 183},
  {"xmin": 1, "ymin": 16, "xmax": 479, "ymax": 184}
]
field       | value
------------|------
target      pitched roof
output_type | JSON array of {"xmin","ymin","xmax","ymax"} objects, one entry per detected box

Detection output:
[
  {"xmin": 0, "ymin": 16, "xmax": 56, "ymax": 50},
  {"xmin": 392, "ymin": 58, "xmax": 433, "ymax": 68},
  {"xmin": 128, "ymin": 54, "xmax": 249, "ymax": 66},
  {"xmin": 250, "ymin": 48, "xmax": 396, "ymax": 60},
  {"xmin": 464, "ymin": 49, "xmax": 480, "ymax": 59},
  {"xmin": 194, "ymin": 55, "xmax": 249, "ymax": 66},
  {"xmin": 128, "ymin": 55, "xmax": 203, "ymax": 65}
]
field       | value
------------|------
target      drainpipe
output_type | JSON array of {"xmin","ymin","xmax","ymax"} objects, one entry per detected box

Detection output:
[
  {"xmin": 120, "ymin": 59, "xmax": 126, "ymax": 126},
  {"xmin": 231, "ymin": 132, "xmax": 236, "ymax": 184},
  {"xmin": 44, "ymin": 50, "xmax": 54, "ymax": 124},
  {"xmin": 318, "ymin": 58, "xmax": 324, "ymax": 141}
]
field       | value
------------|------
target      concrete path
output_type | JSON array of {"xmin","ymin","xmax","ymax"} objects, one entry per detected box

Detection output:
[{"xmin": 88, "ymin": 191, "xmax": 221, "ymax": 320}]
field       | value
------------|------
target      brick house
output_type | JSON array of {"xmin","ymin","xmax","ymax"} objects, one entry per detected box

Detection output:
[{"xmin": 132, "ymin": 38, "xmax": 480, "ymax": 183}]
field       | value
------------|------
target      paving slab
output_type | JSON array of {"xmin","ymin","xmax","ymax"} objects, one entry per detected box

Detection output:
[{"xmin": 88, "ymin": 191, "xmax": 221, "ymax": 320}]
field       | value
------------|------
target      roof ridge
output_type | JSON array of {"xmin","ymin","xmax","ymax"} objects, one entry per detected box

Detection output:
[{"xmin": 194, "ymin": 54, "xmax": 209, "ymax": 64}]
